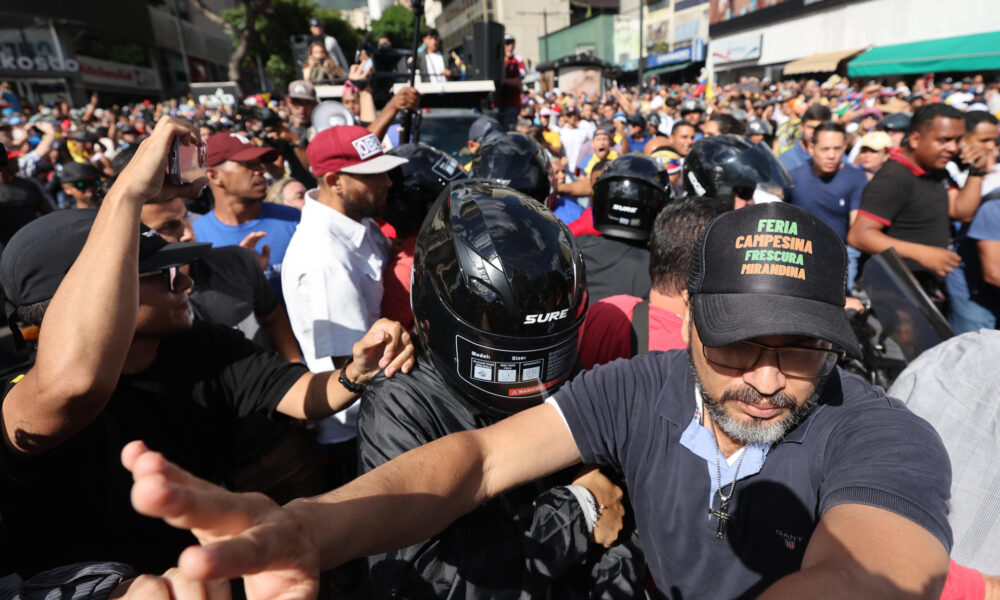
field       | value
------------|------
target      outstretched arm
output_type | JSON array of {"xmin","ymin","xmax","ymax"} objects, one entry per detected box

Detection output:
[{"xmin": 124, "ymin": 402, "xmax": 581, "ymax": 598}]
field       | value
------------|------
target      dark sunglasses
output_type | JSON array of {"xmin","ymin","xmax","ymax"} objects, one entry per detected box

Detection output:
[
  {"xmin": 702, "ymin": 339, "xmax": 843, "ymax": 380},
  {"xmin": 72, "ymin": 177, "xmax": 105, "ymax": 190},
  {"xmin": 139, "ymin": 266, "xmax": 179, "ymax": 292}
]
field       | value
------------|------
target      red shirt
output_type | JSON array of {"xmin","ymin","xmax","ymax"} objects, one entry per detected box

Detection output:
[
  {"xmin": 502, "ymin": 54, "xmax": 526, "ymax": 108},
  {"xmin": 381, "ymin": 235, "xmax": 417, "ymax": 330},
  {"xmin": 568, "ymin": 207, "xmax": 601, "ymax": 237},
  {"xmin": 577, "ymin": 294, "xmax": 686, "ymax": 369}
]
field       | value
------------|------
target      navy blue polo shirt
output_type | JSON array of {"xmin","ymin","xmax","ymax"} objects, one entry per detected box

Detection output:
[
  {"xmin": 785, "ymin": 161, "xmax": 867, "ymax": 241},
  {"xmin": 553, "ymin": 350, "xmax": 951, "ymax": 598}
]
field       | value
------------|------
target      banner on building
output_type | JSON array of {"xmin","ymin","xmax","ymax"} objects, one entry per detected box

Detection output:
[
  {"xmin": 613, "ymin": 16, "xmax": 640, "ymax": 64},
  {"xmin": 78, "ymin": 56, "xmax": 161, "ymax": 91},
  {"xmin": 709, "ymin": 0, "xmax": 857, "ymax": 34},
  {"xmin": 710, "ymin": 34, "xmax": 761, "ymax": 64}
]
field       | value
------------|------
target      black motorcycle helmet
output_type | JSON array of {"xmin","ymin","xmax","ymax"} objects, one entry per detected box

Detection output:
[
  {"xmin": 683, "ymin": 134, "xmax": 792, "ymax": 207},
  {"xmin": 876, "ymin": 113, "xmax": 911, "ymax": 132},
  {"xmin": 411, "ymin": 180, "xmax": 588, "ymax": 417},
  {"xmin": 745, "ymin": 119, "xmax": 773, "ymax": 137},
  {"xmin": 680, "ymin": 98, "xmax": 706, "ymax": 116},
  {"xmin": 591, "ymin": 153, "xmax": 672, "ymax": 242},
  {"xmin": 384, "ymin": 143, "xmax": 467, "ymax": 237},
  {"xmin": 470, "ymin": 132, "xmax": 551, "ymax": 204}
]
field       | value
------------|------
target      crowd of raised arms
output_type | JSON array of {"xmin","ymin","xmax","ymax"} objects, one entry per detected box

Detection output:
[{"xmin": 1, "ymin": 29, "xmax": 1000, "ymax": 600}]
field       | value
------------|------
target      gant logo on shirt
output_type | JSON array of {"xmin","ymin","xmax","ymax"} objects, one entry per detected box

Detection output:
[
  {"xmin": 775, "ymin": 529, "xmax": 804, "ymax": 550},
  {"xmin": 352, "ymin": 134, "xmax": 383, "ymax": 159}
]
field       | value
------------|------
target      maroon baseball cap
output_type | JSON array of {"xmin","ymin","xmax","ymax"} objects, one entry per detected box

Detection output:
[
  {"xmin": 307, "ymin": 125, "xmax": 407, "ymax": 177},
  {"xmin": 206, "ymin": 132, "xmax": 279, "ymax": 167}
]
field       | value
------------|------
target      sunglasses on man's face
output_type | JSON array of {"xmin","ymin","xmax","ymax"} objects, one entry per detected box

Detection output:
[
  {"xmin": 139, "ymin": 266, "xmax": 179, "ymax": 292},
  {"xmin": 72, "ymin": 177, "xmax": 105, "ymax": 190}
]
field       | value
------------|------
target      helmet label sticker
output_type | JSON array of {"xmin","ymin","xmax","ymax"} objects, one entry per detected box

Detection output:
[
  {"xmin": 455, "ymin": 334, "xmax": 577, "ymax": 399},
  {"xmin": 687, "ymin": 171, "xmax": 707, "ymax": 196},
  {"xmin": 432, "ymin": 155, "xmax": 462, "ymax": 180}
]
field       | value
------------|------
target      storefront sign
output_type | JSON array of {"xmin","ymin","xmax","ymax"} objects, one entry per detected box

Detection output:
[
  {"xmin": 191, "ymin": 82, "xmax": 240, "ymax": 109},
  {"xmin": 645, "ymin": 39, "xmax": 705, "ymax": 68},
  {"xmin": 710, "ymin": 34, "xmax": 761, "ymax": 64},
  {"xmin": 0, "ymin": 28, "xmax": 79, "ymax": 77},
  {"xmin": 77, "ymin": 56, "xmax": 160, "ymax": 91}
]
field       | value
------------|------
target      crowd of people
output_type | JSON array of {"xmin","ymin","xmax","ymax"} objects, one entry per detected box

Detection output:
[{"xmin": 1, "ymin": 35, "xmax": 1000, "ymax": 599}]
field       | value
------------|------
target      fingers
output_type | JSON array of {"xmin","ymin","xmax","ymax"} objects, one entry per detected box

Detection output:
[
  {"xmin": 260, "ymin": 244, "xmax": 271, "ymax": 263},
  {"xmin": 239, "ymin": 231, "xmax": 267, "ymax": 249},
  {"xmin": 156, "ymin": 177, "xmax": 209, "ymax": 203},
  {"xmin": 161, "ymin": 568, "xmax": 232, "ymax": 600}
]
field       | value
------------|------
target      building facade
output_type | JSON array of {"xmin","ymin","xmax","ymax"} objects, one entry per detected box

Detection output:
[
  {"xmin": 436, "ymin": 0, "xmax": 570, "ymax": 65},
  {"xmin": 708, "ymin": 0, "xmax": 1000, "ymax": 84},
  {"xmin": 0, "ymin": 0, "xmax": 234, "ymax": 105}
]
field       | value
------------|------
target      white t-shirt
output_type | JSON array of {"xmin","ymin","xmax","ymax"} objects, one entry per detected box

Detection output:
[
  {"xmin": 422, "ymin": 52, "xmax": 447, "ymax": 83},
  {"xmin": 558, "ymin": 126, "xmax": 593, "ymax": 170}
]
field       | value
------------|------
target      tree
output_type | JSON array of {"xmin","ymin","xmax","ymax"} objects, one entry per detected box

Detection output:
[
  {"xmin": 370, "ymin": 5, "xmax": 424, "ymax": 50},
  {"xmin": 190, "ymin": 0, "xmax": 268, "ymax": 90},
  {"xmin": 192, "ymin": 0, "xmax": 360, "ymax": 93}
]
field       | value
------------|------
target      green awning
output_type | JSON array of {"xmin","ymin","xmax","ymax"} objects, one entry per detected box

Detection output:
[
  {"xmin": 848, "ymin": 31, "xmax": 1000, "ymax": 77},
  {"xmin": 645, "ymin": 61, "xmax": 693, "ymax": 76}
]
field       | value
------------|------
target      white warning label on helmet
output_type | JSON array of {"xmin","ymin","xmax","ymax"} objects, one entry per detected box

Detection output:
[{"xmin": 455, "ymin": 334, "xmax": 577, "ymax": 399}]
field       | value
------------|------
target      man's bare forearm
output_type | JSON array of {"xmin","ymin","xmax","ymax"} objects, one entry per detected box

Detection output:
[
  {"xmin": 260, "ymin": 304, "xmax": 302, "ymax": 363},
  {"xmin": 760, "ymin": 563, "xmax": 944, "ymax": 600},
  {"xmin": 3, "ymin": 193, "xmax": 142, "ymax": 454},
  {"xmin": 285, "ymin": 430, "xmax": 496, "ymax": 567},
  {"xmin": 950, "ymin": 176, "xmax": 983, "ymax": 222}
]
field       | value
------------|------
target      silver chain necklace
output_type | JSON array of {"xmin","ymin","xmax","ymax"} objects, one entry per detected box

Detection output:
[{"xmin": 708, "ymin": 416, "xmax": 747, "ymax": 540}]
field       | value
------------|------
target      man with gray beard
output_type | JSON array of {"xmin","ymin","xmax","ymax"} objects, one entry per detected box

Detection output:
[{"xmin": 124, "ymin": 203, "xmax": 953, "ymax": 599}]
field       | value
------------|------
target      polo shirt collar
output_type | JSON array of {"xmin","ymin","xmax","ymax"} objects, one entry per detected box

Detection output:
[
  {"xmin": 302, "ymin": 189, "xmax": 370, "ymax": 248},
  {"xmin": 889, "ymin": 148, "xmax": 927, "ymax": 177}
]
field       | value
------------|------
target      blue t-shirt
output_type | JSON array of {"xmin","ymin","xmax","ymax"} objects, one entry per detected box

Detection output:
[
  {"xmin": 785, "ymin": 161, "xmax": 866, "ymax": 241},
  {"xmin": 778, "ymin": 141, "xmax": 811, "ymax": 173},
  {"xmin": 946, "ymin": 199, "xmax": 1000, "ymax": 312},
  {"xmin": 553, "ymin": 350, "xmax": 951, "ymax": 598},
  {"xmin": 550, "ymin": 196, "xmax": 584, "ymax": 225},
  {"xmin": 193, "ymin": 202, "xmax": 301, "ymax": 296}
]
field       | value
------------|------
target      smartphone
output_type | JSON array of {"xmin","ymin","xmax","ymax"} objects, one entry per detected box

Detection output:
[{"xmin": 168, "ymin": 138, "xmax": 207, "ymax": 185}]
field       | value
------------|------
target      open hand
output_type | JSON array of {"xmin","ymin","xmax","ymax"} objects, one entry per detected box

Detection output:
[
  {"xmin": 238, "ymin": 231, "xmax": 271, "ymax": 271},
  {"xmin": 123, "ymin": 441, "xmax": 321, "ymax": 600}
]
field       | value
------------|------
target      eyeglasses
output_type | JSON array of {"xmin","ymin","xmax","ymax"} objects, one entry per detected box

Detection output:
[
  {"xmin": 72, "ymin": 177, "xmax": 105, "ymax": 190},
  {"xmin": 702, "ymin": 339, "xmax": 843, "ymax": 379},
  {"xmin": 139, "ymin": 266, "xmax": 179, "ymax": 292}
]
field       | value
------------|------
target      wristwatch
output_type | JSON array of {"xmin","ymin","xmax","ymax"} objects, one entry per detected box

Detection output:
[
  {"xmin": 338, "ymin": 357, "xmax": 367, "ymax": 394},
  {"xmin": 969, "ymin": 168, "xmax": 989, "ymax": 177}
]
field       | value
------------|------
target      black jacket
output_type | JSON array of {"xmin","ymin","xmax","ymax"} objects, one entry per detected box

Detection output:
[{"xmin": 357, "ymin": 358, "xmax": 645, "ymax": 599}]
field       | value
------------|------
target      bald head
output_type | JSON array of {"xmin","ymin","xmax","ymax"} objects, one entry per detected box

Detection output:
[{"xmin": 644, "ymin": 135, "xmax": 671, "ymax": 155}]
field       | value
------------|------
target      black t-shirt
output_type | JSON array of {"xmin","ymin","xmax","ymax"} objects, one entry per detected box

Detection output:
[
  {"xmin": 0, "ymin": 320, "xmax": 308, "ymax": 577},
  {"xmin": 857, "ymin": 158, "xmax": 953, "ymax": 274},
  {"xmin": 189, "ymin": 246, "xmax": 279, "ymax": 349},
  {"xmin": 577, "ymin": 235, "xmax": 651, "ymax": 305},
  {"xmin": 0, "ymin": 178, "xmax": 46, "ymax": 245}
]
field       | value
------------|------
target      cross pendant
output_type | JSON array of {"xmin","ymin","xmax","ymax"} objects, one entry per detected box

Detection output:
[{"xmin": 709, "ymin": 499, "xmax": 734, "ymax": 540}]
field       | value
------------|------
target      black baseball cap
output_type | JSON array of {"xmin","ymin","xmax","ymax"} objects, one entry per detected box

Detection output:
[
  {"xmin": 1, "ymin": 209, "xmax": 211, "ymax": 311},
  {"xmin": 687, "ymin": 202, "xmax": 861, "ymax": 357},
  {"xmin": 59, "ymin": 161, "xmax": 102, "ymax": 184}
]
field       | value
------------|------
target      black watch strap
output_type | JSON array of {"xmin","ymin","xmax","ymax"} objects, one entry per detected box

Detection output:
[{"xmin": 338, "ymin": 357, "xmax": 366, "ymax": 394}]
